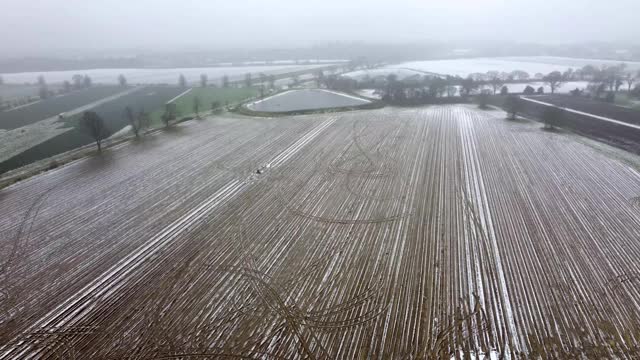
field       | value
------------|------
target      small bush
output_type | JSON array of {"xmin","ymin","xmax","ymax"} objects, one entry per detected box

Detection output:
[
  {"xmin": 48, "ymin": 160, "xmax": 59, "ymax": 170},
  {"xmin": 477, "ymin": 93, "xmax": 489, "ymax": 109},
  {"xmin": 542, "ymin": 106, "xmax": 564, "ymax": 130},
  {"xmin": 523, "ymin": 85, "xmax": 535, "ymax": 95}
]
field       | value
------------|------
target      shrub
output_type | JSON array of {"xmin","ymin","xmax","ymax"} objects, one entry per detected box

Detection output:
[
  {"xmin": 504, "ymin": 96, "xmax": 522, "ymax": 120},
  {"xmin": 477, "ymin": 93, "xmax": 489, "ymax": 109},
  {"xmin": 542, "ymin": 106, "xmax": 564, "ymax": 130}
]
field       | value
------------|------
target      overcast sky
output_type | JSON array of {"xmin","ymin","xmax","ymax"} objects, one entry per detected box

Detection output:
[{"xmin": 2, "ymin": 0, "xmax": 638, "ymax": 56}]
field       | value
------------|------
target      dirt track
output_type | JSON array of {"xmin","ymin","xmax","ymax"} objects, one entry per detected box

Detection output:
[{"xmin": 2, "ymin": 106, "xmax": 640, "ymax": 358}]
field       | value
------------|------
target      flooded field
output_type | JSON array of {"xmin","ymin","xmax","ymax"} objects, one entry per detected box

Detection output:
[
  {"xmin": 2, "ymin": 105, "xmax": 640, "ymax": 358},
  {"xmin": 247, "ymin": 89, "xmax": 370, "ymax": 112}
]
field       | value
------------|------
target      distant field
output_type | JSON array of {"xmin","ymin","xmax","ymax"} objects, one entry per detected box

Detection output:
[
  {"xmin": 0, "ymin": 64, "xmax": 333, "ymax": 86},
  {"xmin": 247, "ymin": 89, "xmax": 370, "ymax": 112},
  {"xmin": 0, "ymin": 86, "xmax": 125, "ymax": 130},
  {"xmin": 0, "ymin": 84, "xmax": 62, "ymax": 102},
  {"xmin": 492, "ymin": 81, "xmax": 590, "ymax": 94},
  {"xmin": 378, "ymin": 56, "xmax": 640, "ymax": 78}
]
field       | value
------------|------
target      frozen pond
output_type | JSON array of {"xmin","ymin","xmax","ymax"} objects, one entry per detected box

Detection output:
[
  {"xmin": 0, "ymin": 64, "xmax": 333, "ymax": 86},
  {"xmin": 247, "ymin": 89, "xmax": 370, "ymax": 112}
]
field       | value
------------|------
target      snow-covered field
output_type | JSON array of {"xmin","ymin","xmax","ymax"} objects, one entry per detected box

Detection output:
[
  {"xmin": 490, "ymin": 81, "xmax": 590, "ymax": 94},
  {"xmin": 0, "ymin": 64, "xmax": 334, "ymax": 86},
  {"xmin": 389, "ymin": 56, "xmax": 640, "ymax": 77},
  {"xmin": 343, "ymin": 68, "xmax": 426, "ymax": 81}
]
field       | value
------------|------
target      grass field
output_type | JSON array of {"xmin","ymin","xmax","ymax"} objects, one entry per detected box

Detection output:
[
  {"xmin": 149, "ymin": 87, "xmax": 259, "ymax": 126},
  {"xmin": 614, "ymin": 92, "xmax": 640, "ymax": 110}
]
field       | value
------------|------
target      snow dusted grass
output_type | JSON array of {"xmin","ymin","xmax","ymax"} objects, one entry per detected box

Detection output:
[{"xmin": 0, "ymin": 118, "xmax": 71, "ymax": 164}]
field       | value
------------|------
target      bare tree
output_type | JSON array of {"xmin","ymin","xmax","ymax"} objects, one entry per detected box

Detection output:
[
  {"xmin": 200, "ymin": 74, "xmax": 208, "ymax": 88},
  {"xmin": 118, "ymin": 74, "xmax": 127, "ymax": 87},
  {"xmin": 80, "ymin": 111, "xmax": 108, "ymax": 151},
  {"xmin": 124, "ymin": 106, "xmax": 138, "ymax": 137},
  {"xmin": 125, "ymin": 106, "xmax": 149, "ymax": 138},
  {"xmin": 290, "ymin": 74, "xmax": 300, "ymax": 87},
  {"xmin": 543, "ymin": 71, "xmax": 565, "ymax": 94},
  {"xmin": 72, "ymin": 74, "xmax": 84, "ymax": 89},
  {"xmin": 83, "ymin": 75, "xmax": 92, "ymax": 88},
  {"xmin": 625, "ymin": 70, "xmax": 640, "ymax": 93},
  {"xmin": 162, "ymin": 103, "xmax": 178, "ymax": 127},
  {"xmin": 427, "ymin": 77, "xmax": 447, "ymax": 97},
  {"xmin": 510, "ymin": 70, "xmax": 530, "ymax": 81},
  {"xmin": 193, "ymin": 96, "xmax": 201, "ymax": 118},
  {"xmin": 179, "ymin": 74, "xmax": 187, "ymax": 87},
  {"xmin": 460, "ymin": 77, "xmax": 477, "ymax": 97},
  {"xmin": 504, "ymin": 95, "xmax": 522, "ymax": 120},
  {"xmin": 38, "ymin": 85, "xmax": 49, "ymax": 99},
  {"xmin": 486, "ymin": 71, "xmax": 503, "ymax": 95},
  {"xmin": 268, "ymin": 74, "xmax": 276, "ymax": 89},
  {"xmin": 446, "ymin": 85, "xmax": 457, "ymax": 97},
  {"xmin": 315, "ymin": 70, "xmax": 325, "ymax": 87},
  {"xmin": 137, "ymin": 109, "xmax": 151, "ymax": 132}
]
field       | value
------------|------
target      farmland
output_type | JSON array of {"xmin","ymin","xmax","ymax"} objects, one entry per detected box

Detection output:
[
  {"xmin": 0, "ymin": 86, "xmax": 125, "ymax": 130},
  {"xmin": 0, "ymin": 84, "xmax": 62, "ymax": 103},
  {"xmin": 388, "ymin": 56, "xmax": 640, "ymax": 77},
  {"xmin": 0, "ymin": 86, "xmax": 185, "ymax": 174},
  {"xmin": 505, "ymin": 94, "xmax": 640, "ymax": 154},
  {"xmin": 532, "ymin": 94, "xmax": 640, "ymax": 127},
  {"xmin": 0, "ymin": 64, "xmax": 335, "ymax": 86},
  {"xmin": 149, "ymin": 87, "xmax": 260, "ymax": 125},
  {"xmin": 2, "ymin": 105, "xmax": 640, "ymax": 358},
  {"xmin": 247, "ymin": 89, "xmax": 371, "ymax": 112}
]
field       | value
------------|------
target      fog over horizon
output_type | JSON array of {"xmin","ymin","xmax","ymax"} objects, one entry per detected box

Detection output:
[{"xmin": 2, "ymin": 0, "xmax": 639, "ymax": 57}]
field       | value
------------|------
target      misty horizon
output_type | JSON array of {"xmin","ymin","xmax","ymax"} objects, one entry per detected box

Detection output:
[{"xmin": 3, "ymin": 0, "xmax": 640, "ymax": 57}]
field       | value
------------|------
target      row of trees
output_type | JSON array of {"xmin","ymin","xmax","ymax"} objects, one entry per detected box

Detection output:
[
  {"xmin": 174, "ymin": 72, "xmax": 278, "ymax": 89},
  {"xmin": 80, "ymin": 94, "xmax": 225, "ymax": 152},
  {"xmin": 78, "ymin": 107, "xmax": 151, "ymax": 152},
  {"xmin": 351, "ymin": 64, "xmax": 640, "ymax": 103}
]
